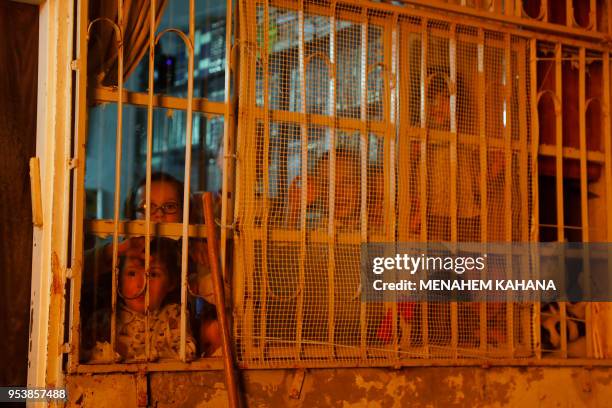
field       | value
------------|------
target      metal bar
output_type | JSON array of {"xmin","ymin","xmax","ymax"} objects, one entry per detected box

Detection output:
[
  {"xmin": 360, "ymin": 8, "xmax": 369, "ymax": 360},
  {"xmin": 578, "ymin": 47, "xmax": 593, "ymax": 358},
  {"xmin": 203, "ymin": 193, "xmax": 241, "ymax": 407},
  {"xmin": 356, "ymin": 0, "xmax": 610, "ymax": 43},
  {"xmin": 265, "ymin": 0, "xmax": 612, "ymax": 50},
  {"xmin": 566, "ymin": 0, "xmax": 574, "ymax": 28},
  {"xmin": 397, "ymin": 21, "xmax": 412, "ymax": 243},
  {"xmin": 85, "ymin": 219, "xmax": 210, "ymax": 238},
  {"xmin": 260, "ymin": 0, "xmax": 271, "ymax": 362},
  {"xmin": 234, "ymin": 0, "xmax": 256, "ymax": 362},
  {"xmin": 504, "ymin": 0, "xmax": 514, "ymax": 17},
  {"xmin": 389, "ymin": 14, "xmax": 399, "ymax": 362},
  {"xmin": 529, "ymin": 39, "xmax": 542, "ymax": 360},
  {"xmin": 517, "ymin": 37, "xmax": 531, "ymax": 356},
  {"xmin": 503, "ymin": 33, "xmax": 514, "ymax": 356},
  {"xmin": 177, "ymin": 0, "xmax": 196, "ymax": 363},
  {"xmin": 254, "ymin": 108, "xmax": 386, "ymax": 131},
  {"xmin": 220, "ymin": 0, "xmax": 235, "ymax": 317},
  {"xmin": 449, "ymin": 23, "xmax": 458, "ymax": 359},
  {"xmin": 68, "ymin": 0, "xmax": 89, "ymax": 372},
  {"xmin": 514, "ymin": 0, "xmax": 522, "ymax": 19},
  {"xmin": 90, "ymin": 88, "xmax": 227, "ymax": 115},
  {"xmin": 71, "ymin": 356, "xmax": 612, "ymax": 373},
  {"xmin": 297, "ymin": 1, "xmax": 308, "ymax": 361},
  {"xmin": 108, "ymin": 3, "xmax": 125, "ymax": 359},
  {"xmin": 144, "ymin": 0, "xmax": 157, "ymax": 361},
  {"xmin": 554, "ymin": 43, "xmax": 568, "ymax": 358},
  {"xmin": 420, "ymin": 19, "xmax": 429, "ymax": 356},
  {"xmin": 477, "ymin": 28, "xmax": 488, "ymax": 353},
  {"xmin": 518, "ymin": 39, "xmax": 529, "ymax": 241},
  {"xmin": 538, "ymin": 145, "xmax": 606, "ymax": 162},
  {"xmin": 328, "ymin": 3, "xmax": 337, "ymax": 360}
]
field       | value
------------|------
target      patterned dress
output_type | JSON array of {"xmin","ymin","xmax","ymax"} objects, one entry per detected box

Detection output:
[{"xmin": 86, "ymin": 303, "xmax": 197, "ymax": 362}]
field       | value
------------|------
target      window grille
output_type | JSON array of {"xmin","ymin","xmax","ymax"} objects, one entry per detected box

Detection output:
[
  {"xmin": 232, "ymin": 0, "xmax": 612, "ymax": 368},
  {"xmin": 69, "ymin": 0, "xmax": 234, "ymax": 373},
  {"xmin": 65, "ymin": 0, "xmax": 612, "ymax": 375}
]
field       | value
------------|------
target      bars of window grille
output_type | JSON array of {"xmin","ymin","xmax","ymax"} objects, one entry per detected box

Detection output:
[
  {"xmin": 146, "ymin": 0, "xmax": 195, "ymax": 361},
  {"xmin": 68, "ymin": 0, "xmax": 91, "ymax": 372},
  {"xmin": 477, "ymin": 27, "xmax": 488, "ymax": 355},
  {"xmin": 529, "ymin": 37, "xmax": 541, "ymax": 359},
  {"xmin": 234, "ymin": 1, "xmax": 541, "ymax": 367},
  {"xmin": 577, "ymin": 47, "xmax": 593, "ymax": 359},
  {"xmin": 502, "ymin": 32, "xmax": 514, "ymax": 356},
  {"xmin": 220, "ymin": 0, "xmax": 236, "ymax": 291},
  {"xmin": 83, "ymin": 12, "xmax": 126, "ymax": 361},
  {"xmin": 359, "ymin": 6, "xmax": 368, "ymax": 360}
]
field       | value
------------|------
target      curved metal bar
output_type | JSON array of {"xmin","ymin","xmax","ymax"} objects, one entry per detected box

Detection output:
[
  {"xmin": 585, "ymin": 96, "xmax": 602, "ymax": 112},
  {"xmin": 569, "ymin": 3, "xmax": 595, "ymax": 31},
  {"xmin": 155, "ymin": 28, "xmax": 195, "ymax": 54},
  {"xmin": 305, "ymin": 51, "xmax": 333, "ymax": 68},
  {"xmin": 520, "ymin": 0, "xmax": 546, "ymax": 21},
  {"xmin": 87, "ymin": 17, "xmax": 124, "ymax": 43},
  {"xmin": 426, "ymin": 71, "xmax": 453, "ymax": 93},
  {"xmin": 366, "ymin": 62, "xmax": 392, "ymax": 109},
  {"xmin": 152, "ymin": 10, "xmax": 197, "ymax": 363},
  {"xmin": 87, "ymin": 13, "xmax": 126, "ymax": 358},
  {"xmin": 144, "ymin": 0, "xmax": 157, "ymax": 361},
  {"xmin": 537, "ymin": 89, "xmax": 562, "ymax": 113}
]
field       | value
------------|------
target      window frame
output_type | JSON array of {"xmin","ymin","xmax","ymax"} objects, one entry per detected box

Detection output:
[
  {"xmin": 67, "ymin": 0, "xmax": 237, "ymax": 373},
  {"xmin": 56, "ymin": 0, "xmax": 612, "ymax": 377}
]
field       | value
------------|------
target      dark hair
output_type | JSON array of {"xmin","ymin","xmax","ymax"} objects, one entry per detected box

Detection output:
[{"xmin": 124, "ymin": 172, "xmax": 185, "ymax": 220}]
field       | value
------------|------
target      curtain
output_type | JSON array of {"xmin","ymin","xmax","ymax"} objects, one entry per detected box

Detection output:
[{"xmin": 88, "ymin": 0, "xmax": 168, "ymax": 87}]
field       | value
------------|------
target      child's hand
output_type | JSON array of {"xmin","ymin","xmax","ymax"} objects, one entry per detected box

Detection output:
[{"xmin": 103, "ymin": 237, "xmax": 146, "ymax": 263}]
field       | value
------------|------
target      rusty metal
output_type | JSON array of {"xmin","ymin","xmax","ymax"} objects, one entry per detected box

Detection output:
[{"xmin": 203, "ymin": 193, "xmax": 241, "ymax": 408}]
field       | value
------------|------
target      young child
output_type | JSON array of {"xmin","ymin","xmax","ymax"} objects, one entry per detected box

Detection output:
[
  {"xmin": 83, "ymin": 172, "xmax": 222, "ymax": 359},
  {"xmin": 85, "ymin": 237, "xmax": 197, "ymax": 362}
]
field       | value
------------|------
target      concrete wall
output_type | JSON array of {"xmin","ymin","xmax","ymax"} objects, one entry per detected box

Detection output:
[{"xmin": 66, "ymin": 366, "xmax": 612, "ymax": 407}]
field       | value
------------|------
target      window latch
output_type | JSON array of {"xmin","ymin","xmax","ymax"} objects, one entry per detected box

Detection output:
[{"xmin": 29, "ymin": 157, "xmax": 43, "ymax": 227}]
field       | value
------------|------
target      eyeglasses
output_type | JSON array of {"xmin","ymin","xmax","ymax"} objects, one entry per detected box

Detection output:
[{"xmin": 136, "ymin": 201, "xmax": 180, "ymax": 216}]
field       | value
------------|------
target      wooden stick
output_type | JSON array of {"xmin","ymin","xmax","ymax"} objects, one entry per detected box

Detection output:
[{"xmin": 203, "ymin": 192, "xmax": 241, "ymax": 408}]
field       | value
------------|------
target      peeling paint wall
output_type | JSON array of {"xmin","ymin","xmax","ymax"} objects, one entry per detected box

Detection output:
[
  {"xmin": 66, "ymin": 367, "xmax": 612, "ymax": 407},
  {"xmin": 66, "ymin": 374, "xmax": 137, "ymax": 407}
]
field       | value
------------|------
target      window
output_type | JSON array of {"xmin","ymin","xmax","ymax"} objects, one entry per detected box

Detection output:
[
  {"xmin": 232, "ymin": 0, "xmax": 612, "ymax": 367},
  {"xmin": 69, "ymin": 0, "xmax": 234, "ymax": 372},
  {"xmin": 65, "ymin": 0, "xmax": 612, "ymax": 374}
]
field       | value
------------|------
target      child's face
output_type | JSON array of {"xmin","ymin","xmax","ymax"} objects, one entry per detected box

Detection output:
[
  {"xmin": 120, "ymin": 255, "xmax": 173, "ymax": 314},
  {"xmin": 135, "ymin": 181, "xmax": 182, "ymax": 223}
]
